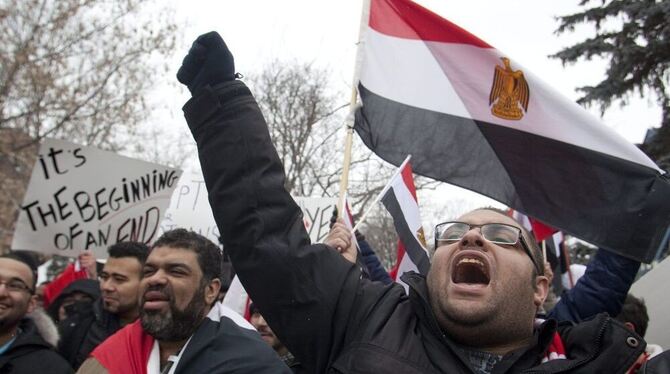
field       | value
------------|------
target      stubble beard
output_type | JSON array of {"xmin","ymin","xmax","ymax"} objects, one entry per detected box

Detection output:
[
  {"xmin": 140, "ymin": 284, "xmax": 208, "ymax": 342},
  {"xmin": 0, "ymin": 317, "xmax": 18, "ymax": 333},
  {"xmin": 428, "ymin": 269, "xmax": 537, "ymax": 349},
  {"xmin": 0, "ymin": 300, "xmax": 27, "ymax": 334}
]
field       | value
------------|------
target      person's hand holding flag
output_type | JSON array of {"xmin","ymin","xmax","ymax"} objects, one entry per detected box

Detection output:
[{"xmin": 325, "ymin": 217, "xmax": 357, "ymax": 264}]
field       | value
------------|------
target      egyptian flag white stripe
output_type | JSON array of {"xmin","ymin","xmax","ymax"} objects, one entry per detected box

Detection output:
[
  {"xmin": 355, "ymin": 0, "xmax": 670, "ymax": 262},
  {"xmin": 551, "ymin": 232, "xmax": 564, "ymax": 260},
  {"xmin": 380, "ymin": 158, "xmax": 430, "ymax": 289},
  {"xmin": 342, "ymin": 197, "xmax": 360, "ymax": 250},
  {"xmin": 394, "ymin": 242, "xmax": 417, "ymax": 281},
  {"xmin": 511, "ymin": 210, "xmax": 533, "ymax": 233},
  {"xmin": 222, "ymin": 275, "xmax": 250, "ymax": 319}
]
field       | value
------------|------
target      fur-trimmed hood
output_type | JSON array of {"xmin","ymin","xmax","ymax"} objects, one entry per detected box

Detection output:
[{"xmin": 27, "ymin": 307, "xmax": 60, "ymax": 347}]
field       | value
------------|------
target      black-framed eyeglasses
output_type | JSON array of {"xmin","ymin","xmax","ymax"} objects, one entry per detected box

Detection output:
[
  {"xmin": 434, "ymin": 221, "xmax": 541, "ymax": 274},
  {"xmin": 0, "ymin": 278, "xmax": 34, "ymax": 294}
]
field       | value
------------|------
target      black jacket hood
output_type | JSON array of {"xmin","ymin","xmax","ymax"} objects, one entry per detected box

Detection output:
[{"xmin": 47, "ymin": 278, "xmax": 100, "ymax": 321}]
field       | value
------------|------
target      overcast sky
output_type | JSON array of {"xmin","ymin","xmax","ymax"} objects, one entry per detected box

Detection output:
[{"xmin": 166, "ymin": 0, "xmax": 661, "ymax": 222}]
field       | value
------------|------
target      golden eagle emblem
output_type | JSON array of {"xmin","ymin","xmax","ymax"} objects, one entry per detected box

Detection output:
[
  {"xmin": 416, "ymin": 227, "xmax": 427, "ymax": 248},
  {"xmin": 489, "ymin": 57, "xmax": 529, "ymax": 120}
]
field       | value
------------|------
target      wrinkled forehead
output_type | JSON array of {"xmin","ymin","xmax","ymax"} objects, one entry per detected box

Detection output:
[
  {"xmin": 147, "ymin": 246, "xmax": 201, "ymax": 273},
  {"xmin": 456, "ymin": 209, "xmax": 520, "ymax": 228}
]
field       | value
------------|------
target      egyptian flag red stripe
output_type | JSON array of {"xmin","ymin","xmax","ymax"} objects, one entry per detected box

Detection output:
[
  {"xmin": 509, "ymin": 209, "xmax": 558, "ymax": 243},
  {"xmin": 380, "ymin": 158, "xmax": 430, "ymax": 290},
  {"xmin": 92, "ymin": 320, "xmax": 153, "ymax": 374},
  {"xmin": 354, "ymin": 0, "xmax": 670, "ymax": 262}
]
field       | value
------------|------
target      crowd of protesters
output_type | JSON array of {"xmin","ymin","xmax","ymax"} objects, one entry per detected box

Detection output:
[{"xmin": 1, "ymin": 30, "xmax": 669, "ymax": 373}]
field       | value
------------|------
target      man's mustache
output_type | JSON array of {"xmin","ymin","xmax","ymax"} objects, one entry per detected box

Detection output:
[{"xmin": 142, "ymin": 285, "xmax": 171, "ymax": 300}]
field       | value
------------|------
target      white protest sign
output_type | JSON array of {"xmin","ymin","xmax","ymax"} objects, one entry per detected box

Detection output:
[
  {"xmin": 160, "ymin": 168, "xmax": 338, "ymax": 244},
  {"xmin": 12, "ymin": 138, "xmax": 182, "ymax": 258},
  {"xmin": 295, "ymin": 196, "xmax": 338, "ymax": 243},
  {"xmin": 160, "ymin": 168, "xmax": 219, "ymax": 243}
]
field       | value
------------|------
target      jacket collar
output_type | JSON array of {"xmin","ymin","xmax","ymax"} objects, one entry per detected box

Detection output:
[
  {"xmin": 0, "ymin": 317, "xmax": 53, "ymax": 367},
  {"xmin": 94, "ymin": 298, "xmax": 121, "ymax": 329}
]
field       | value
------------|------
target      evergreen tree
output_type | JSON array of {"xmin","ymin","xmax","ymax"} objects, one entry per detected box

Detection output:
[{"xmin": 552, "ymin": 0, "xmax": 670, "ymax": 170}]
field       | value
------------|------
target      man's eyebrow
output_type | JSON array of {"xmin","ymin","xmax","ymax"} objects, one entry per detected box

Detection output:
[
  {"xmin": 166, "ymin": 263, "xmax": 193, "ymax": 272},
  {"xmin": 8, "ymin": 276, "xmax": 29, "ymax": 285}
]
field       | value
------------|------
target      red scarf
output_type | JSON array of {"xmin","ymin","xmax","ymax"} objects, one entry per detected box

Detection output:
[
  {"xmin": 91, "ymin": 320, "xmax": 154, "ymax": 374},
  {"xmin": 542, "ymin": 332, "xmax": 567, "ymax": 363}
]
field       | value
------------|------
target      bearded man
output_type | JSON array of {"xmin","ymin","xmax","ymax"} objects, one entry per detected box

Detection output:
[{"xmin": 77, "ymin": 229, "xmax": 289, "ymax": 374}]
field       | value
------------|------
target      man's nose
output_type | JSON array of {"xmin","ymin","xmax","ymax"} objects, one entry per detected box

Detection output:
[
  {"xmin": 100, "ymin": 279, "xmax": 113, "ymax": 292},
  {"xmin": 257, "ymin": 314, "xmax": 268, "ymax": 327},
  {"xmin": 145, "ymin": 270, "xmax": 168, "ymax": 286},
  {"xmin": 460, "ymin": 227, "xmax": 485, "ymax": 248},
  {"xmin": 0, "ymin": 283, "xmax": 10, "ymax": 297}
]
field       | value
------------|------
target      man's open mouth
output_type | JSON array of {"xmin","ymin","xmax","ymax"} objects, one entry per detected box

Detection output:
[{"xmin": 452, "ymin": 256, "xmax": 490, "ymax": 285}]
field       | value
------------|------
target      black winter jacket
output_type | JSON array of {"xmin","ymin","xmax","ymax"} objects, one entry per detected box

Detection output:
[
  {"xmin": 183, "ymin": 80, "xmax": 654, "ymax": 373},
  {"xmin": 57, "ymin": 298, "xmax": 120, "ymax": 369},
  {"xmin": 0, "ymin": 318, "xmax": 72, "ymax": 374}
]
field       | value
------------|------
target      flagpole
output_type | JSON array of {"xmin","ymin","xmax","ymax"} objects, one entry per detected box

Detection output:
[
  {"xmin": 561, "ymin": 240, "xmax": 575, "ymax": 288},
  {"xmin": 352, "ymin": 155, "xmax": 412, "ymax": 232},
  {"xmin": 337, "ymin": 0, "xmax": 371, "ymax": 216}
]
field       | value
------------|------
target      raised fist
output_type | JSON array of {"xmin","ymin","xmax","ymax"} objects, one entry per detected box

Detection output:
[{"xmin": 177, "ymin": 31, "xmax": 235, "ymax": 94}]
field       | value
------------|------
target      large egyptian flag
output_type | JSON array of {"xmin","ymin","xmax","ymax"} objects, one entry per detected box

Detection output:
[
  {"xmin": 354, "ymin": 0, "xmax": 670, "ymax": 262},
  {"xmin": 380, "ymin": 157, "xmax": 430, "ymax": 291}
]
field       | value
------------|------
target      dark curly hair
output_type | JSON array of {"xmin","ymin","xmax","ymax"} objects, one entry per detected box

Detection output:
[
  {"xmin": 151, "ymin": 229, "xmax": 222, "ymax": 282},
  {"xmin": 616, "ymin": 294, "xmax": 649, "ymax": 337},
  {"xmin": 108, "ymin": 241, "xmax": 149, "ymax": 264}
]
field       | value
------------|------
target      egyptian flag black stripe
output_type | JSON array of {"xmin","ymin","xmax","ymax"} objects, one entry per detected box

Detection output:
[
  {"xmin": 381, "ymin": 187, "xmax": 430, "ymax": 275},
  {"xmin": 354, "ymin": 0, "xmax": 670, "ymax": 262}
]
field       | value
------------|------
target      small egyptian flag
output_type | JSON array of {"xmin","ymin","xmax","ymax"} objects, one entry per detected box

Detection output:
[
  {"xmin": 509, "ymin": 209, "xmax": 558, "ymax": 243},
  {"xmin": 354, "ymin": 0, "xmax": 670, "ymax": 262},
  {"xmin": 380, "ymin": 156, "xmax": 430, "ymax": 292}
]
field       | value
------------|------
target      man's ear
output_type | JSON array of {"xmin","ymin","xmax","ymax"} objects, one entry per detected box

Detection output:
[
  {"xmin": 533, "ymin": 275, "xmax": 549, "ymax": 309},
  {"xmin": 624, "ymin": 322, "xmax": 636, "ymax": 333},
  {"xmin": 205, "ymin": 278, "xmax": 222, "ymax": 305},
  {"xmin": 27, "ymin": 294, "xmax": 38, "ymax": 314}
]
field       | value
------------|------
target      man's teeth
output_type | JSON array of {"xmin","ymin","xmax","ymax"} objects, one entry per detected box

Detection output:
[{"xmin": 458, "ymin": 258, "xmax": 484, "ymax": 267}]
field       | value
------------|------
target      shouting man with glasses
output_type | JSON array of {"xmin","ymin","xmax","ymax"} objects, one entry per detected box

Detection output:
[
  {"xmin": 428, "ymin": 211, "xmax": 548, "ymax": 362},
  {"xmin": 176, "ymin": 31, "xmax": 663, "ymax": 373},
  {"xmin": 0, "ymin": 255, "xmax": 72, "ymax": 373}
]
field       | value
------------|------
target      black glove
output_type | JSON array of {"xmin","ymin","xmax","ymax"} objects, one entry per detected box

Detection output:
[{"xmin": 177, "ymin": 31, "xmax": 235, "ymax": 94}]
